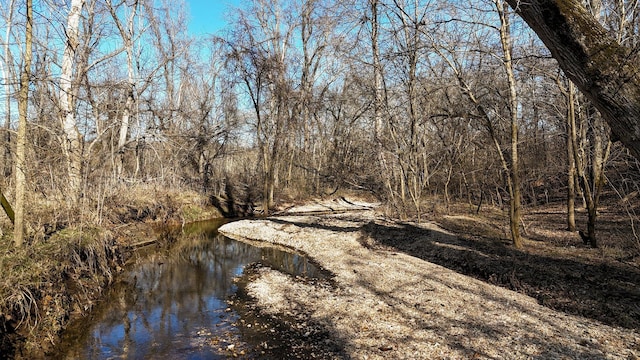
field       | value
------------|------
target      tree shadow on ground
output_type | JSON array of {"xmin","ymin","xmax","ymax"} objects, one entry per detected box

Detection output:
[
  {"xmin": 346, "ymin": 266, "xmax": 611, "ymax": 358},
  {"xmin": 271, "ymin": 215, "xmax": 640, "ymax": 330},
  {"xmin": 357, "ymin": 219, "xmax": 640, "ymax": 330},
  {"xmin": 262, "ymin": 216, "xmax": 639, "ymax": 358},
  {"xmin": 342, "ymin": 255, "xmax": 624, "ymax": 359}
]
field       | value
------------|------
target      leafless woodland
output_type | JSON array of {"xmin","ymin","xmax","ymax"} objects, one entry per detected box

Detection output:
[{"xmin": 1, "ymin": 0, "xmax": 640, "ymax": 356}]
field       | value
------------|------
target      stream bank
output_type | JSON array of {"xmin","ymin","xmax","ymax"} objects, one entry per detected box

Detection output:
[{"xmin": 0, "ymin": 186, "xmax": 220, "ymax": 359}]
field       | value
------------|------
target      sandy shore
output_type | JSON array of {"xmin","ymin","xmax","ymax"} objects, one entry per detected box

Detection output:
[{"xmin": 219, "ymin": 209, "xmax": 639, "ymax": 359}]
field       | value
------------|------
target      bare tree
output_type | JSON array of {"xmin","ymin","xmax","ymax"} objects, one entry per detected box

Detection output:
[
  {"xmin": 427, "ymin": 0, "xmax": 526, "ymax": 247},
  {"xmin": 12, "ymin": 0, "xmax": 31, "ymax": 247},
  {"xmin": 386, "ymin": 0, "xmax": 434, "ymax": 220},
  {"xmin": 555, "ymin": 77, "xmax": 578, "ymax": 231},
  {"xmin": 370, "ymin": 0, "xmax": 384, "ymax": 150},
  {"xmin": 294, "ymin": 0, "xmax": 335, "ymax": 193},
  {"xmin": 0, "ymin": 0, "xmax": 16, "ymax": 178},
  {"xmin": 495, "ymin": 0, "xmax": 523, "ymax": 248},
  {"xmin": 58, "ymin": 0, "xmax": 86, "ymax": 203},
  {"xmin": 176, "ymin": 40, "xmax": 235, "ymax": 192},
  {"xmin": 573, "ymin": 99, "xmax": 612, "ymax": 247},
  {"xmin": 107, "ymin": 0, "xmax": 139, "ymax": 179},
  {"xmin": 225, "ymin": 0, "xmax": 296, "ymax": 215}
]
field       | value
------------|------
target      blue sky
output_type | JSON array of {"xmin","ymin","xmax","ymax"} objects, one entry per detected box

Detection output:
[{"xmin": 186, "ymin": 0, "xmax": 244, "ymax": 35}]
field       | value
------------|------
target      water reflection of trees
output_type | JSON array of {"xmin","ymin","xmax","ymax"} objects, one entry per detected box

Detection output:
[{"xmin": 73, "ymin": 230, "xmax": 321, "ymax": 358}]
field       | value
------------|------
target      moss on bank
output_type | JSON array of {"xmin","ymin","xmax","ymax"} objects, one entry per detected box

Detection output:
[{"xmin": 0, "ymin": 185, "xmax": 220, "ymax": 359}]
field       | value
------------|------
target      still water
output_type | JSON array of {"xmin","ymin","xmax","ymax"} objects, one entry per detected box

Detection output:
[{"xmin": 58, "ymin": 219, "xmax": 321, "ymax": 359}]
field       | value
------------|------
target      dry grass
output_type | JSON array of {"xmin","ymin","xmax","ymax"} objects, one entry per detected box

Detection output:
[{"xmin": 0, "ymin": 226, "xmax": 120, "ymax": 356}]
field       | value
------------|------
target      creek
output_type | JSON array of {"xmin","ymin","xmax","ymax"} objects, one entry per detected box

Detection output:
[{"xmin": 56, "ymin": 218, "xmax": 323, "ymax": 359}]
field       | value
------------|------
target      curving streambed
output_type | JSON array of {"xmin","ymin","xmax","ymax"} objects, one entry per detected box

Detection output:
[{"xmin": 55, "ymin": 219, "xmax": 323, "ymax": 359}]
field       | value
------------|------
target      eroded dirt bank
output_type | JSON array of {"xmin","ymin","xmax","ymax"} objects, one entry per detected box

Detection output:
[
  {"xmin": 0, "ymin": 188, "xmax": 220, "ymax": 359},
  {"xmin": 219, "ymin": 210, "xmax": 640, "ymax": 359}
]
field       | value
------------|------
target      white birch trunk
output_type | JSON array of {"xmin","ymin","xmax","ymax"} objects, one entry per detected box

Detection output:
[{"xmin": 59, "ymin": 0, "xmax": 86, "ymax": 203}]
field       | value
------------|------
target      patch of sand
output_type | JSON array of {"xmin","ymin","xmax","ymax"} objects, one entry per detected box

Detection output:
[{"xmin": 219, "ymin": 212, "xmax": 640, "ymax": 359}]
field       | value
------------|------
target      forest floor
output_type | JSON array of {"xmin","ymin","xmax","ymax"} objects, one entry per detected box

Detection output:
[{"xmin": 219, "ymin": 199, "xmax": 640, "ymax": 359}]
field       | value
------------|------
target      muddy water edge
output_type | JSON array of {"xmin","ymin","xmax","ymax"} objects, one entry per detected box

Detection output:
[{"xmin": 52, "ymin": 218, "xmax": 335, "ymax": 359}]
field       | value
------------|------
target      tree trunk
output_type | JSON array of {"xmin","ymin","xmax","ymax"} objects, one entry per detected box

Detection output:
[
  {"xmin": 431, "ymin": 6, "xmax": 522, "ymax": 247},
  {"xmin": 370, "ymin": 0, "xmax": 390, "ymax": 193},
  {"xmin": 59, "ymin": 0, "xmax": 86, "ymax": 203},
  {"xmin": 566, "ymin": 81, "xmax": 577, "ymax": 232},
  {"xmin": 0, "ymin": 187, "xmax": 14, "ymax": 224},
  {"xmin": 587, "ymin": 115, "xmax": 611, "ymax": 248},
  {"xmin": 571, "ymin": 101, "xmax": 611, "ymax": 247},
  {"xmin": 505, "ymin": 0, "xmax": 640, "ymax": 159},
  {"xmin": 497, "ymin": 0, "xmax": 522, "ymax": 248},
  {"xmin": 444, "ymin": 167, "xmax": 452, "ymax": 212},
  {"xmin": 14, "ymin": 0, "xmax": 33, "ymax": 247},
  {"xmin": 108, "ymin": 0, "xmax": 139, "ymax": 179},
  {"xmin": 1, "ymin": 0, "xmax": 15, "ymax": 179},
  {"xmin": 371, "ymin": 0, "xmax": 383, "ymax": 147},
  {"xmin": 587, "ymin": 205, "xmax": 597, "ymax": 247}
]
